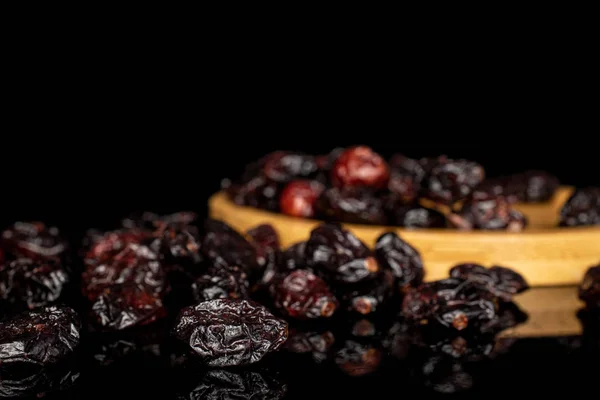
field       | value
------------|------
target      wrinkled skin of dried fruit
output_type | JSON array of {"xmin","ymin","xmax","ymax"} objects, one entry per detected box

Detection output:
[
  {"xmin": 449, "ymin": 263, "xmax": 529, "ymax": 302},
  {"xmin": 334, "ymin": 340, "xmax": 382, "ymax": 377},
  {"xmin": 559, "ymin": 187, "xmax": 600, "ymax": 227},
  {"xmin": 336, "ymin": 270, "xmax": 395, "ymax": 315},
  {"xmin": 84, "ymin": 229, "xmax": 149, "ymax": 266},
  {"xmin": 262, "ymin": 151, "xmax": 318, "ymax": 183},
  {"xmin": 273, "ymin": 269, "xmax": 338, "ymax": 319},
  {"xmin": 448, "ymin": 194, "xmax": 527, "ymax": 231},
  {"xmin": 173, "ymin": 299, "xmax": 288, "ymax": 367},
  {"xmin": 316, "ymin": 187, "xmax": 387, "ymax": 225},
  {"xmin": 331, "ymin": 146, "xmax": 390, "ymax": 189},
  {"xmin": 421, "ymin": 158, "xmax": 485, "ymax": 205},
  {"xmin": 279, "ymin": 180, "xmax": 325, "ymax": 218},
  {"xmin": 374, "ymin": 232, "xmax": 424, "ymax": 290},
  {"xmin": 579, "ymin": 264, "xmax": 600, "ymax": 308},
  {"xmin": 227, "ymin": 175, "xmax": 282, "ymax": 212},
  {"xmin": 1, "ymin": 222, "xmax": 68, "ymax": 261},
  {"xmin": 305, "ymin": 223, "xmax": 380, "ymax": 284},
  {"xmin": 192, "ymin": 265, "xmax": 249, "ymax": 302},
  {"xmin": 201, "ymin": 220, "xmax": 260, "ymax": 279},
  {"xmin": 0, "ymin": 257, "xmax": 69, "ymax": 311},
  {"xmin": 177, "ymin": 369, "xmax": 287, "ymax": 400},
  {"xmin": 0, "ymin": 306, "xmax": 80, "ymax": 366},
  {"xmin": 148, "ymin": 222, "xmax": 203, "ymax": 272}
]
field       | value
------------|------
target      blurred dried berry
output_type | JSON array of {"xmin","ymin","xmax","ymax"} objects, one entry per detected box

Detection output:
[
  {"xmin": 84, "ymin": 229, "xmax": 149, "ymax": 266},
  {"xmin": 375, "ymin": 232, "xmax": 424, "ymax": 290},
  {"xmin": 449, "ymin": 263, "xmax": 529, "ymax": 301},
  {"xmin": 389, "ymin": 153, "xmax": 427, "ymax": 184},
  {"xmin": 1, "ymin": 222, "xmax": 68, "ymax": 261},
  {"xmin": 559, "ymin": 187, "xmax": 600, "ymax": 227},
  {"xmin": 262, "ymin": 151, "xmax": 318, "ymax": 183},
  {"xmin": 273, "ymin": 269, "xmax": 338, "ymax": 319},
  {"xmin": 336, "ymin": 270, "xmax": 395, "ymax": 315},
  {"xmin": 331, "ymin": 146, "xmax": 390, "ymax": 189},
  {"xmin": 421, "ymin": 158, "xmax": 485, "ymax": 205},
  {"xmin": 448, "ymin": 194, "xmax": 527, "ymax": 231},
  {"xmin": 280, "ymin": 180, "xmax": 325, "ymax": 218},
  {"xmin": 316, "ymin": 187, "xmax": 387, "ymax": 225},
  {"xmin": 227, "ymin": 176, "xmax": 282, "ymax": 212},
  {"xmin": 192, "ymin": 265, "xmax": 249, "ymax": 302},
  {"xmin": 579, "ymin": 264, "xmax": 600, "ymax": 308}
]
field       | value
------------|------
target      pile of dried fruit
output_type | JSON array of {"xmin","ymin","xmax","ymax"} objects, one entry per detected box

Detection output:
[
  {"xmin": 0, "ymin": 214, "xmax": 593, "ymax": 397},
  {"xmin": 224, "ymin": 146, "xmax": 599, "ymax": 229}
]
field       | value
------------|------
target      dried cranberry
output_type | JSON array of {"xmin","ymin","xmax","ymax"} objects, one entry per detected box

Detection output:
[
  {"xmin": 374, "ymin": 232, "xmax": 424, "ymax": 290},
  {"xmin": 316, "ymin": 187, "xmax": 387, "ymax": 225},
  {"xmin": 305, "ymin": 223, "xmax": 379, "ymax": 284},
  {"xmin": 448, "ymin": 194, "xmax": 527, "ymax": 231},
  {"xmin": 1, "ymin": 222, "xmax": 68, "ymax": 261},
  {"xmin": 279, "ymin": 180, "xmax": 325, "ymax": 218},
  {"xmin": 201, "ymin": 220, "xmax": 260, "ymax": 279},
  {"xmin": 84, "ymin": 229, "xmax": 148, "ymax": 266},
  {"xmin": 192, "ymin": 265, "xmax": 249, "ymax": 302},
  {"xmin": 559, "ymin": 187, "xmax": 600, "ymax": 227},
  {"xmin": 421, "ymin": 158, "xmax": 485, "ymax": 205},
  {"xmin": 579, "ymin": 264, "xmax": 600, "ymax": 308},
  {"xmin": 0, "ymin": 257, "xmax": 69, "ymax": 311},
  {"xmin": 331, "ymin": 146, "xmax": 390, "ymax": 189},
  {"xmin": 273, "ymin": 269, "xmax": 338, "ymax": 319},
  {"xmin": 336, "ymin": 270, "xmax": 394, "ymax": 315},
  {"xmin": 262, "ymin": 151, "xmax": 318, "ymax": 183},
  {"xmin": 449, "ymin": 263, "xmax": 529, "ymax": 301}
]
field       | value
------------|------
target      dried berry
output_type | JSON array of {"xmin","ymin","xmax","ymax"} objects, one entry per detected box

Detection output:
[
  {"xmin": 334, "ymin": 340, "xmax": 382, "ymax": 377},
  {"xmin": 421, "ymin": 158, "xmax": 485, "ymax": 205},
  {"xmin": 149, "ymin": 222, "xmax": 203, "ymax": 272},
  {"xmin": 281, "ymin": 241, "xmax": 308, "ymax": 273},
  {"xmin": 336, "ymin": 270, "xmax": 394, "ymax": 315},
  {"xmin": 505, "ymin": 170, "xmax": 560, "ymax": 202},
  {"xmin": 246, "ymin": 224, "xmax": 280, "ymax": 280},
  {"xmin": 305, "ymin": 223, "xmax": 379, "ymax": 284},
  {"xmin": 273, "ymin": 269, "xmax": 338, "ymax": 319},
  {"xmin": 177, "ymin": 369, "xmax": 287, "ymax": 400},
  {"xmin": 316, "ymin": 187, "xmax": 387, "ymax": 225},
  {"xmin": 448, "ymin": 194, "xmax": 527, "ymax": 231},
  {"xmin": 374, "ymin": 232, "xmax": 424, "ymax": 290},
  {"xmin": 389, "ymin": 153, "xmax": 427, "ymax": 184},
  {"xmin": 389, "ymin": 203, "xmax": 447, "ymax": 228},
  {"xmin": 331, "ymin": 146, "xmax": 390, "ymax": 189},
  {"xmin": 559, "ymin": 187, "xmax": 600, "ymax": 227},
  {"xmin": 84, "ymin": 229, "xmax": 148, "ymax": 266},
  {"xmin": 262, "ymin": 151, "xmax": 318, "ymax": 183},
  {"xmin": 579, "ymin": 264, "xmax": 600, "ymax": 308},
  {"xmin": 192, "ymin": 265, "xmax": 249, "ymax": 302},
  {"xmin": 173, "ymin": 299, "xmax": 288, "ymax": 367},
  {"xmin": 201, "ymin": 220, "xmax": 260, "ymax": 279},
  {"xmin": 0, "ymin": 257, "xmax": 69, "ymax": 310},
  {"xmin": 388, "ymin": 171, "xmax": 419, "ymax": 205},
  {"xmin": 0, "ymin": 306, "xmax": 80, "ymax": 366},
  {"xmin": 228, "ymin": 175, "xmax": 282, "ymax": 212},
  {"xmin": 285, "ymin": 328, "xmax": 336, "ymax": 355},
  {"xmin": 449, "ymin": 263, "xmax": 529, "ymax": 301},
  {"xmin": 1, "ymin": 222, "xmax": 67, "ymax": 261},
  {"xmin": 279, "ymin": 180, "xmax": 325, "ymax": 218}
]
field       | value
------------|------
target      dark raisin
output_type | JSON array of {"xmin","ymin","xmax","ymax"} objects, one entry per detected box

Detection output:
[
  {"xmin": 389, "ymin": 153, "xmax": 427, "ymax": 184},
  {"xmin": 192, "ymin": 265, "xmax": 249, "ymax": 302},
  {"xmin": 262, "ymin": 151, "xmax": 318, "ymax": 183},
  {"xmin": 579, "ymin": 264, "xmax": 600, "ymax": 308},
  {"xmin": 149, "ymin": 222, "xmax": 203, "ymax": 272},
  {"xmin": 1, "ymin": 222, "xmax": 68, "ymax": 261},
  {"xmin": 434, "ymin": 299, "xmax": 496, "ymax": 331},
  {"xmin": 279, "ymin": 180, "xmax": 325, "ymax": 218},
  {"xmin": 228, "ymin": 175, "xmax": 282, "ymax": 212},
  {"xmin": 281, "ymin": 241, "xmax": 308, "ymax": 273},
  {"xmin": 177, "ymin": 369, "xmax": 287, "ymax": 400},
  {"xmin": 421, "ymin": 158, "xmax": 485, "ymax": 205},
  {"xmin": 388, "ymin": 171, "xmax": 420, "ymax": 205},
  {"xmin": 305, "ymin": 223, "xmax": 380, "ymax": 284},
  {"xmin": 503, "ymin": 170, "xmax": 560, "ymax": 202},
  {"xmin": 448, "ymin": 194, "xmax": 527, "ymax": 231},
  {"xmin": 559, "ymin": 187, "xmax": 600, "ymax": 227},
  {"xmin": 449, "ymin": 263, "xmax": 529, "ymax": 302},
  {"xmin": 385, "ymin": 201, "xmax": 447, "ymax": 228},
  {"xmin": 201, "ymin": 220, "xmax": 260, "ymax": 279},
  {"xmin": 0, "ymin": 257, "xmax": 69, "ymax": 311},
  {"xmin": 173, "ymin": 299, "xmax": 288, "ymax": 367},
  {"xmin": 84, "ymin": 229, "xmax": 149, "ymax": 266},
  {"xmin": 285, "ymin": 328, "xmax": 336, "ymax": 356},
  {"xmin": 374, "ymin": 232, "xmax": 424, "ymax": 291},
  {"xmin": 334, "ymin": 340, "xmax": 382, "ymax": 377},
  {"xmin": 331, "ymin": 146, "xmax": 390, "ymax": 189},
  {"xmin": 316, "ymin": 187, "xmax": 387, "ymax": 225},
  {"xmin": 0, "ymin": 306, "xmax": 80, "ymax": 366},
  {"xmin": 246, "ymin": 224, "xmax": 280, "ymax": 278},
  {"xmin": 273, "ymin": 269, "xmax": 338, "ymax": 319},
  {"xmin": 336, "ymin": 270, "xmax": 395, "ymax": 315}
]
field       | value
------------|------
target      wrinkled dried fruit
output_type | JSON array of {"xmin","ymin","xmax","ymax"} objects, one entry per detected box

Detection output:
[
  {"xmin": 449, "ymin": 263, "xmax": 529, "ymax": 301},
  {"xmin": 375, "ymin": 232, "xmax": 424, "ymax": 290},
  {"xmin": 421, "ymin": 158, "xmax": 485, "ymax": 204},
  {"xmin": 331, "ymin": 146, "xmax": 390, "ymax": 189},
  {"xmin": 448, "ymin": 194, "xmax": 527, "ymax": 231},
  {"xmin": 336, "ymin": 270, "xmax": 395, "ymax": 315},
  {"xmin": 0, "ymin": 257, "xmax": 69, "ymax": 310},
  {"xmin": 227, "ymin": 175, "xmax": 282, "ymax": 212},
  {"xmin": 246, "ymin": 224, "xmax": 280, "ymax": 280},
  {"xmin": 84, "ymin": 229, "xmax": 148, "ymax": 266},
  {"xmin": 388, "ymin": 171, "xmax": 420, "ymax": 205},
  {"xmin": 316, "ymin": 187, "xmax": 387, "ymax": 225},
  {"xmin": 173, "ymin": 299, "xmax": 288, "ymax": 367},
  {"xmin": 192, "ymin": 265, "xmax": 249, "ymax": 302},
  {"xmin": 273, "ymin": 269, "xmax": 338, "ymax": 319},
  {"xmin": 389, "ymin": 153, "xmax": 427, "ymax": 184},
  {"xmin": 279, "ymin": 180, "xmax": 325, "ymax": 218},
  {"xmin": 149, "ymin": 222, "xmax": 203, "ymax": 271},
  {"xmin": 559, "ymin": 187, "xmax": 600, "ymax": 227},
  {"xmin": 386, "ymin": 202, "xmax": 447, "ymax": 228},
  {"xmin": 262, "ymin": 151, "xmax": 318, "ymax": 183},
  {"xmin": 506, "ymin": 170, "xmax": 560, "ymax": 203},
  {"xmin": 1, "ymin": 222, "xmax": 68, "ymax": 261},
  {"xmin": 579, "ymin": 264, "xmax": 600, "ymax": 308},
  {"xmin": 305, "ymin": 223, "xmax": 379, "ymax": 284},
  {"xmin": 0, "ymin": 306, "xmax": 80, "ymax": 366},
  {"xmin": 201, "ymin": 220, "xmax": 260, "ymax": 278}
]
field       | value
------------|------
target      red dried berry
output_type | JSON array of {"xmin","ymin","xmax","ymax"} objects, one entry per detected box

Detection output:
[
  {"xmin": 280, "ymin": 180, "xmax": 325, "ymax": 218},
  {"xmin": 331, "ymin": 146, "xmax": 390, "ymax": 189},
  {"xmin": 274, "ymin": 269, "xmax": 338, "ymax": 319}
]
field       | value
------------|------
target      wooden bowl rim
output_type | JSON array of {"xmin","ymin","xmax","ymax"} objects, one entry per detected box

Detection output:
[{"xmin": 209, "ymin": 188, "xmax": 600, "ymax": 237}]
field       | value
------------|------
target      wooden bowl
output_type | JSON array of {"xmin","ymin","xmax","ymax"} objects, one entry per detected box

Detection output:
[{"xmin": 208, "ymin": 187, "xmax": 600, "ymax": 287}]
